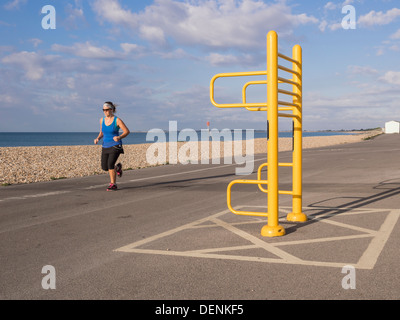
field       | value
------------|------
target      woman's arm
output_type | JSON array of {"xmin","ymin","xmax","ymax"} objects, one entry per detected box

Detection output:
[
  {"xmin": 114, "ymin": 118, "xmax": 130, "ymax": 142},
  {"xmin": 94, "ymin": 118, "xmax": 104, "ymax": 144}
]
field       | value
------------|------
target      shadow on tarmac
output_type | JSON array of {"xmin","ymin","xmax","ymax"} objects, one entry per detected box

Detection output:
[{"xmin": 285, "ymin": 178, "xmax": 400, "ymax": 235}]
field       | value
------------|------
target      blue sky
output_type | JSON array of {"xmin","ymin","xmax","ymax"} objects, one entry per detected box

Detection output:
[{"xmin": 1, "ymin": 0, "xmax": 400, "ymax": 132}]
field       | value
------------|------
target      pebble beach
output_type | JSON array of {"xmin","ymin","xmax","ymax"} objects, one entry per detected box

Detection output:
[{"xmin": 0, "ymin": 129, "xmax": 382, "ymax": 185}]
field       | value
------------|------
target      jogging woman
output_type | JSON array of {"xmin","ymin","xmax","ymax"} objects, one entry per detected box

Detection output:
[{"xmin": 94, "ymin": 102, "xmax": 130, "ymax": 191}]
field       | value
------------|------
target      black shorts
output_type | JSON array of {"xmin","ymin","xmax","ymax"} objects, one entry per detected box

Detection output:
[{"xmin": 101, "ymin": 145, "xmax": 124, "ymax": 171}]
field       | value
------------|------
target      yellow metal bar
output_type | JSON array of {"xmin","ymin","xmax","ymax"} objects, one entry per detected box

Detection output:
[
  {"xmin": 227, "ymin": 179, "xmax": 293, "ymax": 216},
  {"xmin": 212, "ymin": 70, "xmax": 267, "ymax": 79},
  {"xmin": 242, "ymin": 80, "xmax": 268, "ymax": 111},
  {"xmin": 278, "ymin": 77, "xmax": 299, "ymax": 87},
  {"xmin": 279, "ymin": 163, "xmax": 293, "ymax": 167},
  {"xmin": 279, "ymin": 190, "xmax": 294, "ymax": 195},
  {"xmin": 278, "ymin": 101, "xmax": 299, "ymax": 107},
  {"xmin": 257, "ymin": 162, "xmax": 292, "ymax": 193},
  {"xmin": 227, "ymin": 180, "xmax": 268, "ymax": 217},
  {"xmin": 278, "ymin": 89, "xmax": 301, "ymax": 98},
  {"xmin": 262, "ymin": 30, "xmax": 285, "ymax": 237},
  {"xmin": 242, "ymin": 80, "xmax": 285, "ymax": 111},
  {"xmin": 209, "ymin": 30, "xmax": 306, "ymax": 237},
  {"xmin": 257, "ymin": 163, "xmax": 269, "ymax": 193},
  {"xmin": 278, "ymin": 113, "xmax": 300, "ymax": 119},
  {"xmin": 278, "ymin": 52, "xmax": 299, "ymax": 64},
  {"xmin": 278, "ymin": 64, "xmax": 301, "ymax": 76},
  {"xmin": 210, "ymin": 71, "xmax": 268, "ymax": 109},
  {"xmin": 287, "ymin": 44, "xmax": 307, "ymax": 223}
]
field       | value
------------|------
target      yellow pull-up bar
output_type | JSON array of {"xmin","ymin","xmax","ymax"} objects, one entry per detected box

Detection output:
[{"xmin": 210, "ymin": 30, "xmax": 307, "ymax": 237}]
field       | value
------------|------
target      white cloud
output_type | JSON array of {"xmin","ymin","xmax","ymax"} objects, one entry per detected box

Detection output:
[
  {"xmin": 390, "ymin": 29, "xmax": 400, "ymax": 39},
  {"xmin": 92, "ymin": 0, "xmax": 318, "ymax": 50},
  {"xmin": 205, "ymin": 52, "xmax": 255, "ymax": 66},
  {"xmin": 342, "ymin": 0, "xmax": 354, "ymax": 6},
  {"xmin": 0, "ymin": 93, "xmax": 15, "ymax": 105},
  {"xmin": 158, "ymin": 48, "xmax": 191, "ymax": 60},
  {"xmin": 319, "ymin": 20, "xmax": 328, "ymax": 32},
  {"xmin": 2, "ymin": 51, "xmax": 58, "ymax": 80},
  {"xmin": 329, "ymin": 23, "xmax": 343, "ymax": 31},
  {"xmin": 347, "ymin": 65, "xmax": 378, "ymax": 76},
  {"xmin": 206, "ymin": 53, "xmax": 241, "ymax": 66},
  {"xmin": 28, "ymin": 38, "xmax": 43, "ymax": 48},
  {"xmin": 358, "ymin": 8, "xmax": 400, "ymax": 27},
  {"xmin": 52, "ymin": 42, "xmax": 121, "ymax": 59},
  {"xmin": 324, "ymin": 2, "xmax": 337, "ymax": 11},
  {"xmin": 139, "ymin": 25, "xmax": 166, "ymax": 46},
  {"xmin": 3, "ymin": 0, "xmax": 27, "ymax": 10},
  {"xmin": 91, "ymin": 0, "xmax": 138, "ymax": 28},
  {"xmin": 376, "ymin": 48, "xmax": 384, "ymax": 56},
  {"xmin": 64, "ymin": 1, "xmax": 86, "ymax": 30},
  {"xmin": 380, "ymin": 71, "xmax": 400, "ymax": 86},
  {"xmin": 120, "ymin": 43, "xmax": 144, "ymax": 54}
]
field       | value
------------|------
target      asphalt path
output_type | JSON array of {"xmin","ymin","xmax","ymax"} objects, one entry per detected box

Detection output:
[{"xmin": 1, "ymin": 134, "xmax": 400, "ymax": 301}]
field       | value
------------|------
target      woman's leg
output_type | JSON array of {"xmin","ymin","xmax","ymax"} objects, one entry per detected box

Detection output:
[
  {"xmin": 109, "ymin": 169, "xmax": 116, "ymax": 184},
  {"xmin": 107, "ymin": 151, "xmax": 120, "ymax": 185},
  {"xmin": 101, "ymin": 150, "xmax": 109, "ymax": 172}
]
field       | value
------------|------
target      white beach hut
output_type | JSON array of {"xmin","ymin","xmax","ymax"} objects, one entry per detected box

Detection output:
[{"xmin": 385, "ymin": 121, "xmax": 400, "ymax": 134}]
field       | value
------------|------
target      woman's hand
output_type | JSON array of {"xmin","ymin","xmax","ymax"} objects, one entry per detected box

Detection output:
[
  {"xmin": 113, "ymin": 136, "xmax": 121, "ymax": 142},
  {"xmin": 94, "ymin": 138, "xmax": 99, "ymax": 144}
]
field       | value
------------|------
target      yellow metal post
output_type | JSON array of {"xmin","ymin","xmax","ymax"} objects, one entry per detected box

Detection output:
[
  {"xmin": 286, "ymin": 45, "xmax": 307, "ymax": 222},
  {"xmin": 261, "ymin": 31, "xmax": 285, "ymax": 237},
  {"xmin": 210, "ymin": 30, "xmax": 306, "ymax": 237}
]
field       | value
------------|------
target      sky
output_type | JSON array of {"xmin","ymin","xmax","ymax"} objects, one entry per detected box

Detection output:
[{"xmin": 0, "ymin": 0, "xmax": 400, "ymax": 132}]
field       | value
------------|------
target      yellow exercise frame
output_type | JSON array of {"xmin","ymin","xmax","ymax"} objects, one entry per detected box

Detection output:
[{"xmin": 210, "ymin": 30, "xmax": 307, "ymax": 237}]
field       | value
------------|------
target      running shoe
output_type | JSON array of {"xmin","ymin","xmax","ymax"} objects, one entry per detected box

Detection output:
[
  {"xmin": 116, "ymin": 163, "xmax": 123, "ymax": 178},
  {"xmin": 107, "ymin": 183, "xmax": 118, "ymax": 191}
]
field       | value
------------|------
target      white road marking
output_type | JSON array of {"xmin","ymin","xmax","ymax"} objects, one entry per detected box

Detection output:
[
  {"xmin": 210, "ymin": 217, "xmax": 302, "ymax": 262},
  {"xmin": 83, "ymin": 156, "xmax": 268, "ymax": 190},
  {"xmin": 115, "ymin": 206, "xmax": 400, "ymax": 270},
  {"xmin": 1, "ymin": 157, "xmax": 268, "ymax": 197},
  {"xmin": 356, "ymin": 209, "xmax": 400, "ymax": 269},
  {"xmin": 312, "ymin": 218, "xmax": 378, "ymax": 235},
  {"xmin": 0, "ymin": 191, "xmax": 71, "ymax": 202}
]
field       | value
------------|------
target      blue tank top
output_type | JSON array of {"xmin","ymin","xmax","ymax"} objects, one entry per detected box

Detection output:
[{"xmin": 102, "ymin": 117, "xmax": 121, "ymax": 148}]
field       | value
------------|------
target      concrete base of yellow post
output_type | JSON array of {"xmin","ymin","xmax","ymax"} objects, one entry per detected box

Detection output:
[
  {"xmin": 286, "ymin": 212, "xmax": 307, "ymax": 222},
  {"xmin": 261, "ymin": 224, "xmax": 286, "ymax": 237}
]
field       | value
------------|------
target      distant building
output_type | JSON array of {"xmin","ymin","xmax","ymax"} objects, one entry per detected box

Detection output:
[{"xmin": 385, "ymin": 121, "xmax": 400, "ymax": 134}]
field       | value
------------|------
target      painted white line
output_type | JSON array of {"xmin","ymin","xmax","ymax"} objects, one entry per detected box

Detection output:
[
  {"xmin": 121, "ymin": 248, "xmax": 286, "ymax": 264},
  {"xmin": 0, "ymin": 191, "xmax": 71, "ymax": 202},
  {"xmin": 115, "ymin": 205, "xmax": 399, "ymax": 270},
  {"xmin": 83, "ymin": 156, "xmax": 267, "ymax": 190},
  {"xmin": 114, "ymin": 209, "xmax": 231, "ymax": 252},
  {"xmin": 356, "ymin": 209, "xmax": 400, "ymax": 269},
  {"xmin": 128, "ymin": 165, "xmax": 234, "ymax": 183},
  {"xmin": 211, "ymin": 217, "xmax": 302, "ymax": 262},
  {"xmin": 128, "ymin": 158, "xmax": 267, "ymax": 183},
  {"xmin": 120, "ymin": 248, "xmax": 353, "ymax": 269},
  {"xmin": 190, "ymin": 244, "xmax": 258, "ymax": 254},
  {"xmin": 271, "ymin": 234, "xmax": 374, "ymax": 247},
  {"xmin": 314, "ymin": 218, "xmax": 378, "ymax": 235}
]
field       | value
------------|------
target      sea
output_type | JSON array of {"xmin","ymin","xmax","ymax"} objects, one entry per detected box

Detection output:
[{"xmin": 0, "ymin": 131, "xmax": 356, "ymax": 148}]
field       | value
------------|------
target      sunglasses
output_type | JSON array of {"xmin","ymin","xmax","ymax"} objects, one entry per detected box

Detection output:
[{"xmin": 103, "ymin": 109, "xmax": 112, "ymax": 112}]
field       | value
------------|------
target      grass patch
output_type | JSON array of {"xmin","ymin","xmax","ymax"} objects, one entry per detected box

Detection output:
[{"xmin": 363, "ymin": 133, "xmax": 383, "ymax": 140}]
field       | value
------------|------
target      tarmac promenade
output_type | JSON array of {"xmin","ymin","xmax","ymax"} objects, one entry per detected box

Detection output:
[{"xmin": 0, "ymin": 133, "xmax": 399, "ymax": 301}]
